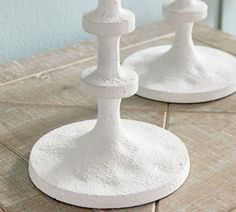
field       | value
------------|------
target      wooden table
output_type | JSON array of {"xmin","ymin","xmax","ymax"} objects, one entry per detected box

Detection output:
[{"xmin": 0, "ymin": 21, "xmax": 236, "ymax": 212}]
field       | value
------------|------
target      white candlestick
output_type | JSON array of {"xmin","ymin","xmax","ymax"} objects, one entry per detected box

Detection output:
[
  {"xmin": 123, "ymin": 0, "xmax": 236, "ymax": 103},
  {"xmin": 28, "ymin": 0, "xmax": 190, "ymax": 208}
]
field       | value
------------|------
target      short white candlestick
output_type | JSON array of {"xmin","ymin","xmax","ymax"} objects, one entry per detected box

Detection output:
[
  {"xmin": 28, "ymin": 0, "xmax": 190, "ymax": 208},
  {"xmin": 123, "ymin": 0, "xmax": 236, "ymax": 103}
]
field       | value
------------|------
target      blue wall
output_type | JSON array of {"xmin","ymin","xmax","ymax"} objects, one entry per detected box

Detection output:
[
  {"xmin": 222, "ymin": 0, "xmax": 236, "ymax": 35},
  {"xmin": 0, "ymin": 0, "xmax": 226, "ymax": 64}
]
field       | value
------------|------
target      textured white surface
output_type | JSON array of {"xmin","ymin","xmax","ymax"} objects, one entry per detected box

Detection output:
[
  {"xmin": 29, "ymin": 0, "xmax": 190, "ymax": 208},
  {"xmin": 29, "ymin": 120, "xmax": 190, "ymax": 208},
  {"xmin": 163, "ymin": 0, "xmax": 208, "ymax": 22},
  {"xmin": 123, "ymin": 45, "xmax": 236, "ymax": 103},
  {"xmin": 123, "ymin": 0, "xmax": 236, "ymax": 103}
]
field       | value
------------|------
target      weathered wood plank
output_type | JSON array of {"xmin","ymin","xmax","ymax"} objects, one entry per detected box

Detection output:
[
  {"xmin": 95, "ymin": 202, "xmax": 156, "ymax": 212},
  {"xmin": 0, "ymin": 36, "xmax": 176, "ymax": 106},
  {"xmin": 0, "ymin": 143, "xmax": 93, "ymax": 211},
  {"xmin": 0, "ymin": 60, "xmax": 97, "ymax": 107},
  {"xmin": 159, "ymin": 112, "xmax": 236, "ymax": 212},
  {"xmin": 6, "ymin": 195, "xmax": 92, "ymax": 212},
  {"xmin": 0, "ymin": 102, "xmax": 96, "ymax": 159},
  {"xmin": 169, "ymin": 93, "xmax": 236, "ymax": 113},
  {"xmin": 0, "ymin": 143, "xmax": 40, "ymax": 208},
  {"xmin": 0, "ymin": 41, "xmax": 97, "ymax": 85}
]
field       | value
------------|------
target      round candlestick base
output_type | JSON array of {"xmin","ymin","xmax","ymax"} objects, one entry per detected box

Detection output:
[
  {"xmin": 123, "ymin": 45, "xmax": 236, "ymax": 103},
  {"xmin": 29, "ymin": 119, "xmax": 190, "ymax": 209}
]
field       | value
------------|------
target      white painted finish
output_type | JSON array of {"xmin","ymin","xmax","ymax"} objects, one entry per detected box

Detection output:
[
  {"xmin": 123, "ymin": 0, "xmax": 236, "ymax": 103},
  {"xmin": 29, "ymin": 120, "xmax": 190, "ymax": 208},
  {"xmin": 29, "ymin": 0, "xmax": 190, "ymax": 208}
]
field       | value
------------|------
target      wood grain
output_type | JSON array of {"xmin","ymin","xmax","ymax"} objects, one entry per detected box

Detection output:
[
  {"xmin": 159, "ymin": 112, "xmax": 236, "ymax": 212},
  {"xmin": 7, "ymin": 195, "xmax": 92, "ymax": 212},
  {"xmin": 95, "ymin": 202, "xmax": 156, "ymax": 212},
  {"xmin": 0, "ymin": 143, "xmax": 40, "ymax": 208},
  {"xmin": 0, "ymin": 102, "xmax": 96, "ymax": 159},
  {"xmin": 0, "ymin": 41, "xmax": 98, "ymax": 85},
  {"xmin": 169, "ymin": 93, "xmax": 236, "ymax": 113}
]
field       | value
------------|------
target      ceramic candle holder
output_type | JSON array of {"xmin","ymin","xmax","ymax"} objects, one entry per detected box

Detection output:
[
  {"xmin": 123, "ymin": 0, "xmax": 236, "ymax": 103},
  {"xmin": 29, "ymin": 0, "xmax": 190, "ymax": 208}
]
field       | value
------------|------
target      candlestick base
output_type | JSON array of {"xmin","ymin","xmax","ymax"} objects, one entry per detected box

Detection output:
[
  {"xmin": 123, "ymin": 45, "xmax": 236, "ymax": 103},
  {"xmin": 29, "ymin": 119, "xmax": 190, "ymax": 209}
]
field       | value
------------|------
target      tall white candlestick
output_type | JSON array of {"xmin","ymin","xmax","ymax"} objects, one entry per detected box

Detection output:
[{"xmin": 29, "ymin": 0, "xmax": 190, "ymax": 209}]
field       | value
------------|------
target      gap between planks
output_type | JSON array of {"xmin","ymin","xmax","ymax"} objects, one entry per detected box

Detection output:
[
  {"xmin": 0, "ymin": 143, "xmax": 43, "ymax": 211},
  {"xmin": 154, "ymin": 201, "xmax": 159, "ymax": 212},
  {"xmin": 0, "ymin": 138, "xmax": 27, "ymax": 162},
  {"xmin": 0, "ymin": 100, "xmax": 96, "ymax": 109},
  {"xmin": 162, "ymin": 103, "xmax": 170, "ymax": 130},
  {"xmin": 168, "ymin": 110, "xmax": 236, "ymax": 115},
  {"xmin": 153, "ymin": 104, "xmax": 169, "ymax": 212},
  {"xmin": 0, "ymin": 205, "xmax": 6, "ymax": 212},
  {"xmin": 1, "ymin": 99, "xmax": 236, "ymax": 115}
]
